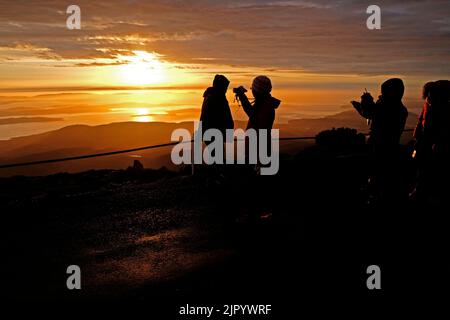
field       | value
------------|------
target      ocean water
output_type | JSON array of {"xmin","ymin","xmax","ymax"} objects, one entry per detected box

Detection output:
[{"xmin": 0, "ymin": 89, "xmax": 422, "ymax": 140}]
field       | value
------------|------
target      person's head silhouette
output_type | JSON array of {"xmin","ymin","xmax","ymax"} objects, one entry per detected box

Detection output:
[
  {"xmin": 212, "ymin": 74, "xmax": 230, "ymax": 95},
  {"xmin": 381, "ymin": 78, "xmax": 405, "ymax": 101},
  {"xmin": 251, "ymin": 75, "xmax": 272, "ymax": 99},
  {"xmin": 422, "ymin": 82, "xmax": 435, "ymax": 101}
]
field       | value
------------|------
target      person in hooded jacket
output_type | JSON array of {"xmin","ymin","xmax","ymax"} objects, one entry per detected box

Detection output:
[
  {"xmin": 412, "ymin": 80, "xmax": 450, "ymax": 205},
  {"xmin": 351, "ymin": 78, "xmax": 408, "ymax": 205},
  {"xmin": 200, "ymin": 74, "xmax": 234, "ymax": 138},
  {"xmin": 198, "ymin": 75, "xmax": 234, "ymax": 185},
  {"xmin": 352, "ymin": 78, "xmax": 408, "ymax": 156}
]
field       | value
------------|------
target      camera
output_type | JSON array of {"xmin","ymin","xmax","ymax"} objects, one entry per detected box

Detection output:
[{"xmin": 233, "ymin": 86, "xmax": 247, "ymax": 95}]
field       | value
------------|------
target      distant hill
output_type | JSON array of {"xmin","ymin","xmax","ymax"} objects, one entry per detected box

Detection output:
[
  {"xmin": 0, "ymin": 110, "xmax": 418, "ymax": 176},
  {"xmin": 0, "ymin": 121, "xmax": 197, "ymax": 176},
  {"xmin": 279, "ymin": 109, "xmax": 418, "ymax": 136}
]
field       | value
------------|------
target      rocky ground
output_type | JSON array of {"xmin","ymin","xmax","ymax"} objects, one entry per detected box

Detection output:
[
  {"xmin": 1, "ymin": 166, "xmax": 286, "ymax": 301},
  {"xmin": 1, "ymin": 145, "xmax": 448, "ymax": 304}
]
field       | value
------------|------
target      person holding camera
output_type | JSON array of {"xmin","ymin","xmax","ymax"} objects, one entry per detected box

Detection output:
[
  {"xmin": 351, "ymin": 78, "xmax": 408, "ymax": 205},
  {"xmin": 234, "ymin": 75, "xmax": 281, "ymax": 132},
  {"xmin": 234, "ymin": 76, "xmax": 281, "ymax": 221},
  {"xmin": 351, "ymin": 78, "xmax": 408, "ymax": 155}
]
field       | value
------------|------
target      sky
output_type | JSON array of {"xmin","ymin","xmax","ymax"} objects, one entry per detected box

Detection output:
[{"xmin": 0, "ymin": 0, "xmax": 449, "ymax": 139}]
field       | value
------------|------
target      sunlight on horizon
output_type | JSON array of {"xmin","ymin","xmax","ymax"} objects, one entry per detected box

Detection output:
[
  {"xmin": 118, "ymin": 51, "xmax": 166, "ymax": 86},
  {"xmin": 133, "ymin": 107, "xmax": 154, "ymax": 122},
  {"xmin": 0, "ymin": 46, "xmax": 428, "ymax": 140}
]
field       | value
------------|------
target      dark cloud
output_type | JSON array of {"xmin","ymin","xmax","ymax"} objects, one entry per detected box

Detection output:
[
  {"xmin": 73, "ymin": 61, "xmax": 129, "ymax": 67},
  {"xmin": 0, "ymin": 0, "xmax": 449, "ymax": 76},
  {"xmin": 0, "ymin": 116, "xmax": 63, "ymax": 125}
]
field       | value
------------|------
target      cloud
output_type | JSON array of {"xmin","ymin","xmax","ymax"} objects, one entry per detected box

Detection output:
[
  {"xmin": 230, "ymin": 0, "xmax": 335, "ymax": 9},
  {"xmin": 73, "ymin": 61, "xmax": 129, "ymax": 67},
  {"xmin": 0, "ymin": 117, "xmax": 63, "ymax": 125},
  {"xmin": 0, "ymin": 0, "xmax": 449, "ymax": 77}
]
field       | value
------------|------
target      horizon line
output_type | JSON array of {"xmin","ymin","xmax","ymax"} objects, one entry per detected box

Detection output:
[{"xmin": 0, "ymin": 85, "xmax": 207, "ymax": 94}]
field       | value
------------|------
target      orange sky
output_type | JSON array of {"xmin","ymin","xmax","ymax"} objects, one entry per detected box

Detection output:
[{"xmin": 0, "ymin": 0, "xmax": 449, "ymax": 139}]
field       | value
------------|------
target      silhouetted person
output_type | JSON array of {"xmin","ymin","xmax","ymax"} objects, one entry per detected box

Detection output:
[
  {"xmin": 413, "ymin": 82, "xmax": 435, "ymax": 154},
  {"xmin": 432, "ymin": 80, "xmax": 450, "ymax": 204},
  {"xmin": 412, "ymin": 80, "xmax": 450, "ymax": 205},
  {"xmin": 234, "ymin": 75, "xmax": 281, "ymax": 132},
  {"xmin": 233, "ymin": 75, "xmax": 281, "ymax": 177},
  {"xmin": 411, "ymin": 82, "xmax": 435, "ymax": 201},
  {"xmin": 431, "ymin": 80, "xmax": 450, "ymax": 158},
  {"xmin": 198, "ymin": 74, "xmax": 234, "ymax": 184},
  {"xmin": 234, "ymin": 76, "xmax": 281, "ymax": 218},
  {"xmin": 200, "ymin": 74, "xmax": 234, "ymax": 137},
  {"xmin": 352, "ymin": 78, "xmax": 408, "ymax": 205}
]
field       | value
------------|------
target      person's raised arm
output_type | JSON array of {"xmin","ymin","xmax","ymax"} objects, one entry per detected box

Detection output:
[
  {"xmin": 352, "ymin": 92, "xmax": 376, "ymax": 119},
  {"xmin": 237, "ymin": 91, "xmax": 254, "ymax": 118}
]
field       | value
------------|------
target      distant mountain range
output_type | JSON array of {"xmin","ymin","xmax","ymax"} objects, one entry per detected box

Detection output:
[{"xmin": 0, "ymin": 110, "xmax": 418, "ymax": 176}]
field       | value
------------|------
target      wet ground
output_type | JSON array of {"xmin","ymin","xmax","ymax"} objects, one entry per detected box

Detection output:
[{"xmin": 1, "ymin": 153, "xmax": 448, "ymax": 306}]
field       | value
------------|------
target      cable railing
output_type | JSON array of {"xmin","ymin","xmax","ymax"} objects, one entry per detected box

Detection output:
[{"xmin": 0, "ymin": 129, "xmax": 414, "ymax": 169}]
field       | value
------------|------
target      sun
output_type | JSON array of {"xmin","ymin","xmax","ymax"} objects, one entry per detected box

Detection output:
[
  {"xmin": 133, "ymin": 107, "xmax": 154, "ymax": 122},
  {"xmin": 119, "ymin": 51, "xmax": 166, "ymax": 85},
  {"xmin": 135, "ymin": 108, "xmax": 150, "ymax": 116}
]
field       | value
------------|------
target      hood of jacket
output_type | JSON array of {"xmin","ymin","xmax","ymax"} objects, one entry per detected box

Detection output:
[
  {"xmin": 203, "ymin": 87, "xmax": 216, "ymax": 98},
  {"xmin": 262, "ymin": 95, "xmax": 281, "ymax": 109},
  {"xmin": 203, "ymin": 86, "xmax": 227, "ymax": 98}
]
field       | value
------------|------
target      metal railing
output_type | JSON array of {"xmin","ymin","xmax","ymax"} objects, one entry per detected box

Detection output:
[{"xmin": 0, "ymin": 129, "xmax": 413, "ymax": 169}]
